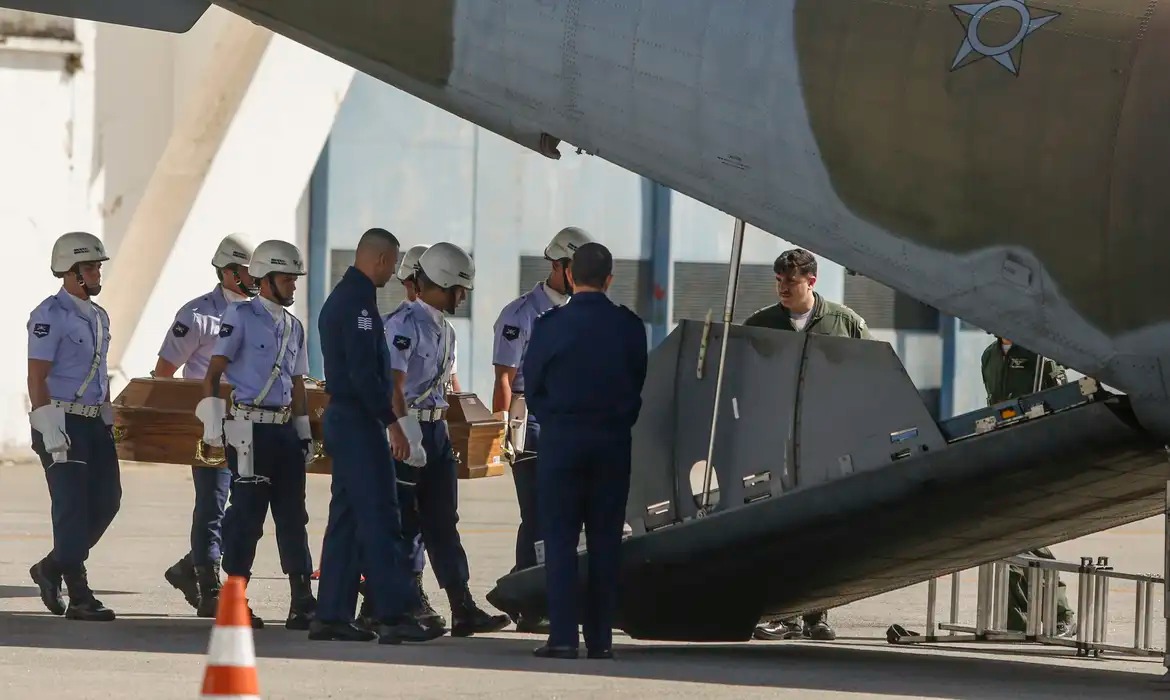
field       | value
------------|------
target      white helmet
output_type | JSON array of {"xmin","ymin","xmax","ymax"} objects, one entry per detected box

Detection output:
[
  {"xmin": 544, "ymin": 226, "xmax": 592, "ymax": 261},
  {"xmin": 417, "ymin": 242, "xmax": 474, "ymax": 290},
  {"xmin": 211, "ymin": 233, "xmax": 255, "ymax": 268},
  {"xmin": 51, "ymin": 231, "xmax": 108, "ymax": 275},
  {"xmin": 249, "ymin": 239, "xmax": 306, "ymax": 278},
  {"xmin": 395, "ymin": 244, "xmax": 429, "ymax": 281}
]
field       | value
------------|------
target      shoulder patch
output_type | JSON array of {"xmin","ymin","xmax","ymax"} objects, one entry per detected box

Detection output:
[
  {"xmin": 172, "ymin": 321, "xmax": 190, "ymax": 338},
  {"xmin": 219, "ymin": 323, "xmax": 234, "ymax": 338},
  {"xmin": 392, "ymin": 335, "xmax": 412, "ymax": 351},
  {"xmin": 501, "ymin": 324, "xmax": 520, "ymax": 341},
  {"xmin": 32, "ymin": 323, "xmax": 50, "ymax": 338}
]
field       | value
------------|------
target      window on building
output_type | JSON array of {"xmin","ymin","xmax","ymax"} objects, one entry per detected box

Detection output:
[
  {"xmin": 519, "ymin": 256, "xmax": 652, "ymax": 318},
  {"xmin": 671, "ymin": 262, "xmax": 777, "ymax": 324},
  {"xmin": 330, "ymin": 248, "xmax": 472, "ymax": 318},
  {"xmin": 843, "ymin": 272, "xmax": 938, "ymax": 331}
]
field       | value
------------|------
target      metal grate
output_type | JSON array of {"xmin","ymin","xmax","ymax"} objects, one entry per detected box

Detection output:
[
  {"xmin": 671, "ymin": 262, "xmax": 777, "ymax": 324},
  {"xmin": 519, "ymin": 256, "xmax": 651, "ymax": 318},
  {"xmin": 329, "ymin": 249, "xmax": 472, "ymax": 318},
  {"xmin": 843, "ymin": 272, "xmax": 938, "ymax": 331}
]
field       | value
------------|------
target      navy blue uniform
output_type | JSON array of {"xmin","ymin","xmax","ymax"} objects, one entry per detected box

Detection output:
[
  {"xmin": 316, "ymin": 266, "xmax": 418, "ymax": 624},
  {"xmin": 522, "ymin": 291, "xmax": 648, "ymax": 653}
]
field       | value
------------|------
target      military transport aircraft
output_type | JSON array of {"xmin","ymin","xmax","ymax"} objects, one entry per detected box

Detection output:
[{"xmin": 5, "ymin": 0, "xmax": 1169, "ymax": 642}]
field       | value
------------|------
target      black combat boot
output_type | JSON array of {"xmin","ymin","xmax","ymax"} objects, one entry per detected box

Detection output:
[
  {"xmin": 515, "ymin": 613, "xmax": 551, "ymax": 634},
  {"xmin": 29, "ymin": 555, "xmax": 65, "ymax": 616},
  {"xmin": 411, "ymin": 573, "xmax": 447, "ymax": 630},
  {"xmin": 447, "ymin": 584, "xmax": 510, "ymax": 637},
  {"xmin": 286, "ymin": 574, "xmax": 318, "ymax": 630},
  {"xmin": 308, "ymin": 618, "xmax": 378, "ymax": 642},
  {"xmin": 375, "ymin": 616, "xmax": 447, "ymax": 644},
  {"xmin": 164, "ymin": 552, "xmax": 201, "ymax": 611},
  {"xmin": 62, "ymin": 567, "xmax": 115, "ymax": 622},
  {"xmin": 802, "ymin": 610, "xmax": 836, "ymax": 641},
  {"xmin": 194, "ymin": 561, "xmax": 222, "ymax": 618}
]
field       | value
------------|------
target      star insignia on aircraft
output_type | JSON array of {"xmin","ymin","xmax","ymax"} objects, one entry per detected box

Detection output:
[{"xmin": 949, "ymin": 1, "xmax": 1059, "ymax": 76}]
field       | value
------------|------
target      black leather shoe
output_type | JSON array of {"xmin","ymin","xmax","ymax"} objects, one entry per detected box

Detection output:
[
  {"xmin": 515, "ymin": 615, "xmax": 551, "ymax": 634},
  {"xmin": 377, "ymin": 617, "xmax": 446, "ymax": 644},
  {"xmin": 29, "ymin": 558, "xmax": 65, "ymax": 616},
  {"xmin": 587, "ymin": 649, "xmax": 614, "ymax": 660},
  {"xmin": 308, "ymin": 619, "xmax": 377, "ymax": 642},
  {"xmin": 62, "ymin": 569, "xmax": 115, "ymax": 622},
  {"xmin": 286, "ymin": 574, "xmax": 318, "ymax": 631},
  {"xmin": 447, "ymin": 584, "xmax": 510, "ymax": 637},
  {"xmin": 164, "ymin": 553, "xmax": 201, "ymax": 611},
  {"xmin": 533, "ymin": 644, "xmax": 578, "ymax": 659}
]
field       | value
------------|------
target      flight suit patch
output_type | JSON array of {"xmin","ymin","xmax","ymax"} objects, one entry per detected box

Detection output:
[
  {"xmin": 393, "ymin": 335, "xmax": 411, "ymax": 350},
  {"xmin": 32, "ymin": 323, "xmax": 50, "ymax": 338},
  {"xmin": 502, "ymin": 324, "xmax": 520, "ymax": 341},
  {"xmin": 1009, "ymin": 358, "xmax": 1027, "ymax": 369},
  {"xmin": 219, "ymin": 324, "xmax": 234, "ymax": 338},
  {"xmin": 172, "ymin": 322, "xmax": 190, "ymax": 338}
]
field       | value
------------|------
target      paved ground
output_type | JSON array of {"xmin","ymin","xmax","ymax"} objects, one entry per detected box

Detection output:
[{"xmin": 2, "ymin": 458, "xmax": 1169, "ymax": 699}]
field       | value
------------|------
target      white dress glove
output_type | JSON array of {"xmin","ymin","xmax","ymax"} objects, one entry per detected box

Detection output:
[
  {"xmin": 195, "ymin": 396, "xmax": 227, "ymax": 447},
  {"xmin": 294, "ymin": 415, "xmax": 314, "ymax": 466},
  {"xmin": 396, "ymin": 414, "xmax": 427, "ymax": 467},
  {"xmin": 99, "ymin": 401, "xmax": 115, "ymax": 427},
  {"xmin": 30, "ymin": 404, "xmax": 70, "ymax": 462}
]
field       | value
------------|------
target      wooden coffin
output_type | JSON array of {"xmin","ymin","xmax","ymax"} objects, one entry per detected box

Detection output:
[{"xmin": 111, "ymin": 377, "xmax": 505, "ymax": 479}]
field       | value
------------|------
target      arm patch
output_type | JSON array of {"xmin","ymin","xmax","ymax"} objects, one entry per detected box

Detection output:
[
  {"xmin": 219, "ymin": 323, "xmax": 234, "ymax": 338},
  {"xmin": 502, "ymin": 324, "xmax": 520, "ymax": 341},
  {"xmin": 32, "ymin": 323, "xmax": 50, "ymax": 338},
  {"xmin": 392, "ymin": 335, "xmax": 411, "ymax": 351},
  {"xmin": 172, "ymin": 322, "xmax": 190, "ymax": 338}
]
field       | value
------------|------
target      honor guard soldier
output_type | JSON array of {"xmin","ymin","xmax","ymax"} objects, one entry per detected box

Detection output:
[
  {"xmin": 157, "ymin": 234, "xmax": 257, "ymax": 616},
  {"xmin": 385, "ymin": 241, "xmax": 510, "ymax": 637},
  {"xmin": 312, "ymin": 227, "xmax": 443, "ymax": 644},
  {"xmin": 522, "ymin": 242, "xmax": 648, "ymax": 659},
  {"xmin": 196, "ymin": 239, "xmax": 317, "ymax": 630},
  {"xmin": 745, "ymin": 248, "xmax": 868, "ymax": 642},
  {"xmin": 26, "ymin": 231, "xmax": 121, "ymax": 622},
  {"xmin": 491, "ymin": 226, "xmax": 590, "ymax": 633}
]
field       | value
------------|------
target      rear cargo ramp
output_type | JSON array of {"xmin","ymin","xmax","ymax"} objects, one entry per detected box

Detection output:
[{"xmin": 486, "ymin": 321, "xmax": 1170, "ymax": 642}]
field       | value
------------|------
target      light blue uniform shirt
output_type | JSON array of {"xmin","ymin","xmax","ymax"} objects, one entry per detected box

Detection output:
[
  {"xmin": 384, "ymin": 300, "xmax": 456, "ymax": 411},
  {"xmin": 210, "ymin": 297, "xmax": 308, "ymax": 407},
  {"xmin": 492, "ymin": 282, "xmax": 560, "ymax": 394},
  {"xmin": 27, "ymin": 287, "xmax": 112, "ymax": 406},
  {"xmin": 157, "ymin": 286, "xmax": 237, "ymax": 380}
]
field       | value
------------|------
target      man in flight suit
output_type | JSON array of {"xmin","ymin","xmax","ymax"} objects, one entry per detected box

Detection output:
[
  {"xmin": 492, "ymin": 226, "xmax": 591, "ymax": 634},
  {"xmin": 746, "ymin": 248, "xmax": 869, "ymax": 642},
  {"xmin": 311, "ymin": 227, "xmax": 443, "ymax": 644},
  {"xmin": 196, "ymin": 239, "xmax": 317, "ymax": 631},
  {"xmin": 26, "ymin": 231, "xmax": 121, "ymax": 622},
  {"xmin": 524, "ymin": 241, "xmax": 648, "ymax": 659},
  {"xmin": 981, "ymin": 336, "xmax": 1076, "ymax": 635},
  {"xmin": 385, "ymin": 241, "xmax": 511, "ymax": 637},
  {"xmin": 158, "ymin": 234, "xmax": 257, "ymax": 617}
]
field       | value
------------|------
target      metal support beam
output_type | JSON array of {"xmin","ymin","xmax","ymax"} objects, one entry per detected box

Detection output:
[
  {"xmin": 306, "ymin": 137, "xmax": 330, "ymax": 378},
  {"xmin": 939, "ymin": 313, "xmax": 960, "ymax": 419},
  {"xmin": 642, "ymin": 178, "xmax": 672, "ymax": 347}
]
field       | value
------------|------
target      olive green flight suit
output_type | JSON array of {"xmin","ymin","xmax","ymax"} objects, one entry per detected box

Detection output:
[
  {"xmin": 981, "ymin": 339, "xmax": 1074, "ymax": 631},
  {"xmin": 746, "ymin": 292, "xmax": 870, "ymax": 634}
]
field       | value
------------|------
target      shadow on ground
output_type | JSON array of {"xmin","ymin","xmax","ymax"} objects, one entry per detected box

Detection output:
[{"xmin": 1, "ymin": 611, "xmax": 1166, "ymax": 698}]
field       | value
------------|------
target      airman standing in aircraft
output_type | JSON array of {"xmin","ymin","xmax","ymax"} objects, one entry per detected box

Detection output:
[
  {"xmin": 523, "ymin": 241, "xmax": 648, "ymax": 659},
  {"xmin": 312, "ymin": 227, "xmax": 443, "ymax": 644},
  {"xmin": 26, "ymin": 231, "xmax": 120, "ymax": 622},
  {"xmin": 157, "ymin": 234, "xmax": 257, "ymax": 617},
  {"xmin": 385, "ymin": 241, "xmax": 511, "ymax": 637},
  {"xmin": 196, "ymin": 239, "xmax": 317, "ymax": 630},
  {"xmin": 745, "ymin": 247, "xmax": 869, "ymax": 642},
  {"xmin": 491, "ymin": 226, "xmax": 591, "ymax": 633},
  {"xmin": 981, "ymin": 336, "xmax": 1076, "ymax": 635}
]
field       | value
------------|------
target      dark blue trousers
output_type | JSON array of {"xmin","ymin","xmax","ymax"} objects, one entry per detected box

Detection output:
[
  {"xmin": 395, "ymin": 420, "xmax": 470, "ymax": 590},
  {"xmin": 537, "ymin": 425, "xmax": 632, "ymax": 651},
  {"xmin": 30, "ymin": 414, "xmax": 122, "ymax": 574},
  {"xmin": 317, "ymin": 401, "xmax": 418, "ymax": 622},
  {"xmin": 509, "ymin": 417, "xmax": 541, "ymax": 573},
  {"xmin": 190, "ymin": 465, "xmax": 231, "ymax": 565},
  {"xmin": 221, "ymin": 421, "xmax": 313, "ymax": 578}
]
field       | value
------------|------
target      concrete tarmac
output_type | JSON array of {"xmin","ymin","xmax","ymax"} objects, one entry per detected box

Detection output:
[{"xmin": 1, "ymin": 459, "xmax": 1168, "ymax": 698}]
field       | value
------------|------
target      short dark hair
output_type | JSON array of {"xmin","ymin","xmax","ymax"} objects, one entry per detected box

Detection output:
[
  {"xmin": 357, "ymin": 227, "xmax": 400, "ymax": 253},
  {"xmin": 570, "ymin": 242, "xmax": 612, "ymax": 288},
  {"xmin": 774, "ymin": 248, "xmax": 817, "ymax": 277}
]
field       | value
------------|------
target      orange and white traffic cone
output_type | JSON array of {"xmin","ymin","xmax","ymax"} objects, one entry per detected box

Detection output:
[{"xmin": 200, "ymin": 575, "xmax": 260, "ymax": 700}]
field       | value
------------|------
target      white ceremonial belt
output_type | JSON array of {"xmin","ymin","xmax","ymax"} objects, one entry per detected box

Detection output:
[
  {"xmin": 409, "ymin": 407, "xmax": 446, "ymax": 423},
  {"xmin": 50, "ymin": 399, "xmax": 101, "ymax": 418},
  {"xmin": 230, "ymin": 403, "xmax": 291, "ymax": 424}
]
